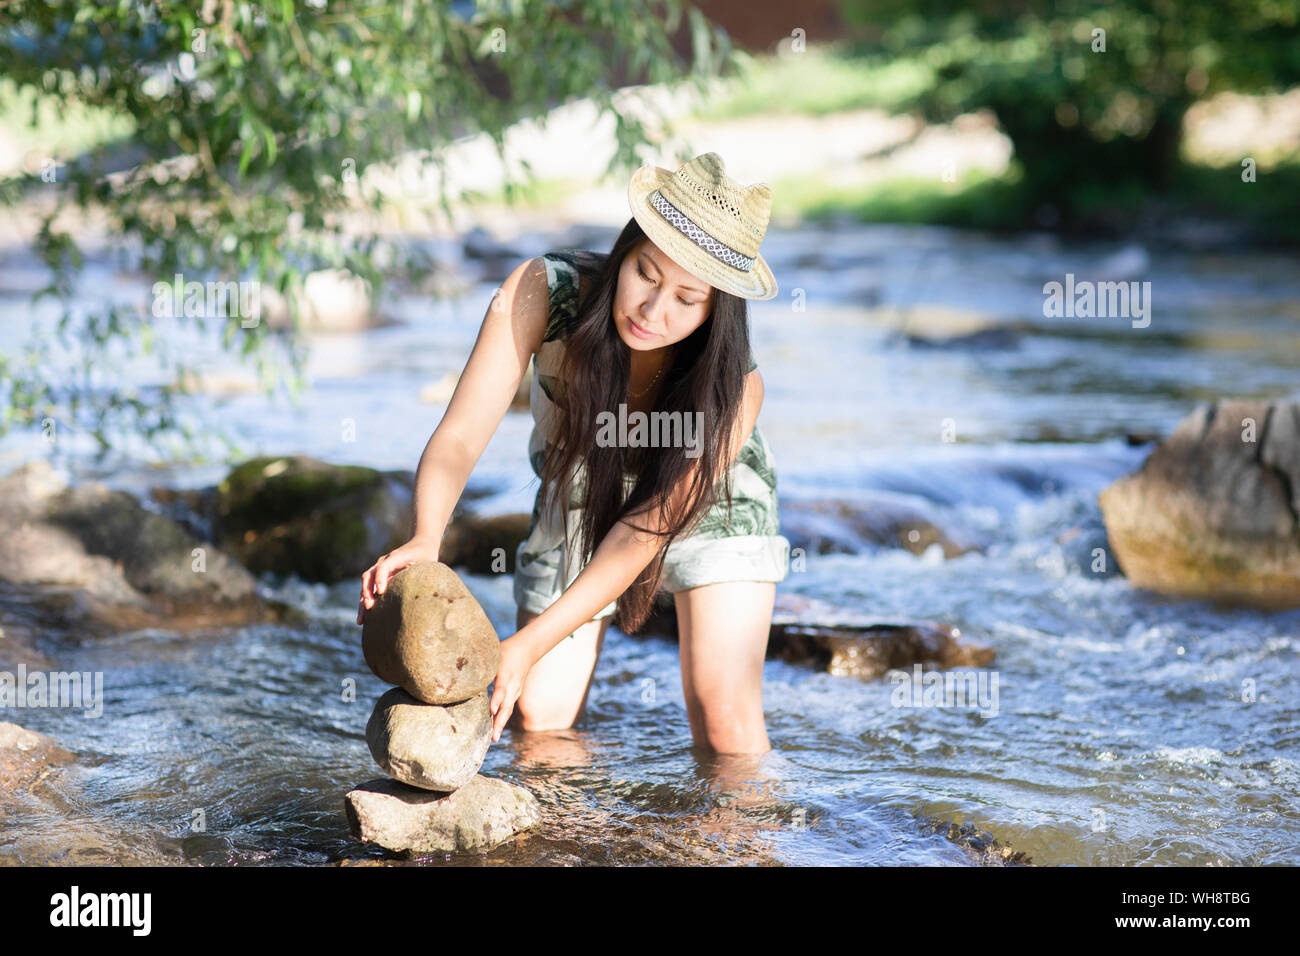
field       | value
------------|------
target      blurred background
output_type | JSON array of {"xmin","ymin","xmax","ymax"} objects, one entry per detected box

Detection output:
[{"xmin": 1, "ymin": 1, "xmax": 1298, "ymax": 867}]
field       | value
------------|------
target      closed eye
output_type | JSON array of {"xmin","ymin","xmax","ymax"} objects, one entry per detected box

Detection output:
[{"xmin": 637, "ymin": 263, "xmax": 697, "ymax": 306}]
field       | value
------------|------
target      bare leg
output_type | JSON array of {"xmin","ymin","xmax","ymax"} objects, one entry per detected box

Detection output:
[
  {"xmin": 675, "ymin": 580, "xmax": 775, "ymax": 754},
  {"xmin": 508, "ymin": 606, "xmax": 611, "ymax": 731}
]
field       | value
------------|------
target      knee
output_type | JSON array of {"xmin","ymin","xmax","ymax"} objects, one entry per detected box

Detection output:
[
  {"xmin": 695, "ymin": 699, "xmax": 768, "ymax": 754},
  {"xmin": 509, "ymin": 696, "xmax": 577, "ymax": 732}
]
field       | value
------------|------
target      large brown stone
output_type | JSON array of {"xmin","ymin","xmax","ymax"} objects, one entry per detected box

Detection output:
[
  {"xmin": 344, "ymin": 774, "xmax": 541, "ymax": 854},
  {"xmin": 365, "ymin": 687, "xmax": 491, "ymax": 792},
  {"xmin": 361, "ymin": 561, "xmax": 500, "ymax": 704},
  {"xmin": 1099, "ymin": 399, "xmax": 1300, "ymax": 609}
]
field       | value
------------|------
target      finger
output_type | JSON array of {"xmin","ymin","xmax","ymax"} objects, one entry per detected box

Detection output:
[
  {"xmin": 362, "ymin": 564, "xmax": 380, "ymax": 608},
  {"xmin": 356, "ymin": 598, "xmax": 364, "ymax": 626},
  {"xmin": 374, "ymin": 555, "xmax": 391, "ymax": 596},
  {"xmin": 490, "ymin": 689, "xmax": 504, "ymax": 740},
  {"xmin": 493, "ymin": 692, "xmax": 516, "ymax": 742}
]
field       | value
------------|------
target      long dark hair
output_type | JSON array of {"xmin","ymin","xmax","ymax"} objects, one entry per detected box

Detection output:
[{"xmin": 539, "ymin": 216, "xmax": 754, "ymax": 634}]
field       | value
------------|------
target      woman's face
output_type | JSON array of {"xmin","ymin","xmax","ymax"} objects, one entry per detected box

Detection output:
[{"xmin": 613, "ymin": 239, "xmax": 714, "ymax": 353}]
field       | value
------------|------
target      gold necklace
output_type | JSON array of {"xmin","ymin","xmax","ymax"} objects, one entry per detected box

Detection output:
[
  {"xmin": 629, "ymin": 350, "xmax": 671, "ymax": 399},
  {"xmin": 629, "ymin": 364, "xmax": 664, "ymax": 399}
]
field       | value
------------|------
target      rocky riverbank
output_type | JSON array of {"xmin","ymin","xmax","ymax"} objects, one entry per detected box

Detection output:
[{"xmin": 0, "ymin": 451, "xmax": 1020, "ymax": 861}]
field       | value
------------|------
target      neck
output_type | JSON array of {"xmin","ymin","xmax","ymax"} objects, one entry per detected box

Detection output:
[{"xmin": 629, "ymin": 344, "xmax": 673, "ymax": 383}]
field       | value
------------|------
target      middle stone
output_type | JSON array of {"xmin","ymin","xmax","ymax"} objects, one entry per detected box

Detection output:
[{"xmin": 366, "ymin": 686, "xmax": 492, "ymax": 792}]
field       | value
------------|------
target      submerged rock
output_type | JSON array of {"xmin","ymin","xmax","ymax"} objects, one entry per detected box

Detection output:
[
  {"xmin": 344, "ymin": 774, "xmax": 541, "ymax": 854},
  {"xmin": 1055, "ymin": 517, "xmax": 1123, "ymax": 579},
  {"xmin": 781, "ymin": 495, "xmax": 981, "ymax": 559},
  {"xmin": 768, "ymin": 621, "xmax": 994, "ymax": 680},
  {"xmin": 633, "ymin": 592, "xmax": 993, "ymax": 681},
  {"xmin": 361, "ymin": 561, "xmax": 501, "ymax": 705},
  {"xmin": 1099, "ymin": 399, "xmax": 1300, "ymax": 609},
  {"xmin": 0, "ymin": 721, "xmax": 75, "ymax": 796},
  {"xmin": 919, "ymin": 818, "xmax": 1033, "ymax": 866},
  {"xmin": 366, "ymin": 687, "xmax": 491, "ymax": 792},
  {"xmin": 0, "ymin": 592, "xmax": 56, "ymax": 670},
  {"xmin": 903, "ymin": 326, "xmax": 1025, "ymax": 350}
]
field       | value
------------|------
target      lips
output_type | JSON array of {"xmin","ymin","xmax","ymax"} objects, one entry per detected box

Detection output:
[{"xmin": 628, "ymin": 316, "xmax": 655, "ymax": 339}]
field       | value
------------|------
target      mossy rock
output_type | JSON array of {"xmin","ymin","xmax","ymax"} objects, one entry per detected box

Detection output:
[{"xmin": 213, "ymin": 455, "xmax": 415, "ymax": 583}]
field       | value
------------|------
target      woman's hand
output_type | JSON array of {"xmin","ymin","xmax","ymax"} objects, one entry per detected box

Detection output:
[
  {"xmin": 489, "ymin": 635, "xmax": 538, "ymax": 742},
  {"xmin": 357, "ymin": 533, "xmax": 440, "ymax": 625}
]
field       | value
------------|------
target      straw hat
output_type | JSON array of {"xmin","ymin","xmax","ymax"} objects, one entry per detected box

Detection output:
[{"xmin": 627, "ymin": 152, "xmax": 778, "ymax": 301}]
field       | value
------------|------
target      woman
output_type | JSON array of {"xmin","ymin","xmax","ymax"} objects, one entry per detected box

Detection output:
[{"xmin": 358, "ymin": 152, "xmax": 790, "ymax": 754}]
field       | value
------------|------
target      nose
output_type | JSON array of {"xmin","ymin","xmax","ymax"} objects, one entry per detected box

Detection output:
[{"xmin": 639, "ymin": 290, "xmax": 668, "ymax": 332}]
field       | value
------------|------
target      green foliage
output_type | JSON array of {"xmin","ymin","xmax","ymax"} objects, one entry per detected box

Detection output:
[
  {"xmin": 1169, "ymin": 157, "xmax": 1300, "ymax": 240},
  {"xmin": 834, "ymin": 0, "xmax": 1300, "ymax": 223},
  {"xmin": 690, "ymin": 45, "xmax": 935, "ymax": 118},
  {"xmin": 0, "ymin": 0, "xmax": 728, "ymax": 461},
  {"xmin": 772, "ymin": 163, "xmax": 1033, "ymax": 231}
]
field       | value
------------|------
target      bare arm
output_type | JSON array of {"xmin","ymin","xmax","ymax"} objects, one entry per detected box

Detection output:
[
  {"xmin": 512, "ymin": 368, "xmax": 766, "ymax": 664},
  {"xmin": 360, "ymin": 255, "xmax": 550, "ymax": 612},
  {"xmin": 409, "ymin": 255, "xmax": 550, "ymax": 540}
]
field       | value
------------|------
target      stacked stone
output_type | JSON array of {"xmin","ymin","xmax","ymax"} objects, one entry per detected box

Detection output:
[{"xmin": 345, "ymin": 561, "xmax": 540, "ymax": 853}]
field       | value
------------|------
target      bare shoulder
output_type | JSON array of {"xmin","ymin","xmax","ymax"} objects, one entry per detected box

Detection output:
[
  {"xmin": 495, "ymin": 255, "xmax": 551, "ymax": 357},
  {"xmin": 720, "ymin": 368, "xmax": 764, "ymax": 469},
  {"xmin": 745, "ymin": 367, "xmax": 764, "ymax": 419},
  {"xmin": 509, "ymin": 254, "xmax": 549, "ymax": 305}
]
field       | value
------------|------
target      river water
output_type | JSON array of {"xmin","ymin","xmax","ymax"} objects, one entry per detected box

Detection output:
[{"xmin": 1, "ymin": 222, "xmax": 1298, "ymax": 865}]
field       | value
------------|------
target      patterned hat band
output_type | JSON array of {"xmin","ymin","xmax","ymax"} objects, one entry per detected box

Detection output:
[{"xmin": 648, "ymin": 189, "xmax": 756, "ymax": 274}]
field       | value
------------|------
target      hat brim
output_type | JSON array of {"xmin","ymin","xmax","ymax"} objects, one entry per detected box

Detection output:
[{"xmin": 627, "ymin": 164, "xmax": 778, "ymax": 301}]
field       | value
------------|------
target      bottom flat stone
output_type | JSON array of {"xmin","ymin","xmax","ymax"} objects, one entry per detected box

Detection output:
[{"xmin": 344, "ymin": 774, "xmax": 541, "ymax": 854}]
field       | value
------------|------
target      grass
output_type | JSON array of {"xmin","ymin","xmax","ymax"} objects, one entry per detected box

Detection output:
[
  {"xmin": 770, "ymin": 164, "xmax": 1032, "ymax": 232},
  {"xmin": 688, "ymin": 45, "xmax": 932, "ymax": 120},
  {"xmin": 487, "ymin": 175, "xmax": 586, "ymax": 209},
  {"xmin": 771, "ymin": 158, "xmax": 1300, "ymax": 242}
]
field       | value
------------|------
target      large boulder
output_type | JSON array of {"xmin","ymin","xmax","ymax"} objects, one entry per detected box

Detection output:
[
  {"xmin": 344, "ymin": 774, "xmax": 541, "ymax": 854},
  {"xmin": 1099, "ymin": 400, "xmax": 1300, "ymax": 609},
  {"xmin": 361, "ymin": 561, "xmax": 501, "ymax": 704},
  {"xmin": 0, "ymin": 461, "xmax": 267, "ymax": 634},
  {"xmin": 366, "ymin": 687, "xmax": 491, "ymax": 792},
  {"xmin": 212, "ymin": 455, "xmax": 414, "ymax": 583}
]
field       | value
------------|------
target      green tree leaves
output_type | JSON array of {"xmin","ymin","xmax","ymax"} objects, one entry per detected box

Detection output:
[{"xmin": 0, "ymin": 0, "xmax": 721, "ymax": 462}]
